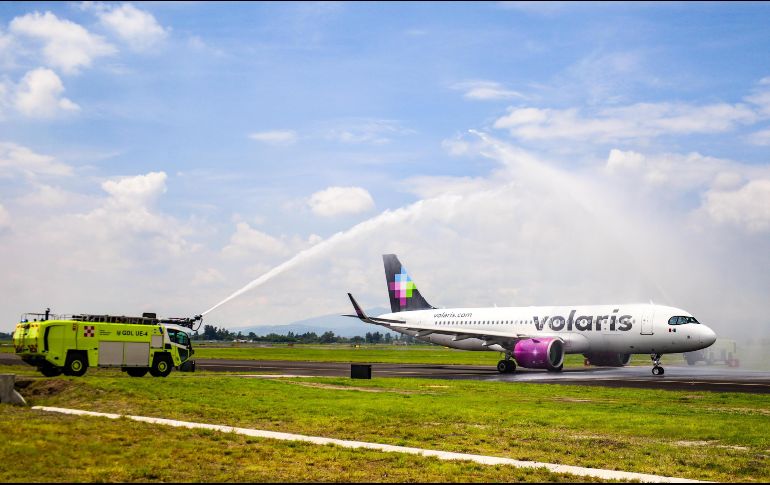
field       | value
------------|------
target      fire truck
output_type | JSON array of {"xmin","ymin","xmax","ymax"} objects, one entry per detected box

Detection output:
[{"xmin": 12, "ymin": 311, "xmax": 200, "ymax": 377}]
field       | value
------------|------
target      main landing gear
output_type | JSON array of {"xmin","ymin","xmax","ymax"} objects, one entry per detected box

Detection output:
[
  {"xmin": 497, "ymin": 354, "xmax": 516, "ymax": 373},
  {"xmin": 651, "ymin": 353, "xmax": 664, "ymax": 376}
]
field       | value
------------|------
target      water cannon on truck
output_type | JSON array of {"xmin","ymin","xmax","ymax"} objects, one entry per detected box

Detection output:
[{"xmin": 12, "ymin": 310, "xmax": 199, "ymax": 377}]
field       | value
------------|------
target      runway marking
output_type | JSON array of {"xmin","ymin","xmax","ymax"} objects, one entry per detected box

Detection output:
[{"xmin": 32, "ymin": 406, "xmax": 706, "ymax": 483}]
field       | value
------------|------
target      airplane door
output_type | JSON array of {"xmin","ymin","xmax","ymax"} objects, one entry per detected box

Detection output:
[{"xmin": 640, "ymin": 313, "xmax": 654, "ymax": 335}]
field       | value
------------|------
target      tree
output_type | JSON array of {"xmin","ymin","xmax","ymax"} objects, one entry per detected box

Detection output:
[
  {"xmin": 319, "ymin": 331, "xmax": 337, "ymax": 344},
  {"xmin": 202, "ymin": 324, "xmax": 218, "ymax": 340}
]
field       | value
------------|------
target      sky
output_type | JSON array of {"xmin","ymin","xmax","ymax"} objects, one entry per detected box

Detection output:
[{"xmin": 1, "ymin": 2, "xmax": 769, "ymax": 339}]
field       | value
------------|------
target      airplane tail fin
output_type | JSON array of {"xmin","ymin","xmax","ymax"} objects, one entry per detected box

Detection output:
[{"xmin": 383, "ymin": 254, "xmax": 434, "ymax": 313}]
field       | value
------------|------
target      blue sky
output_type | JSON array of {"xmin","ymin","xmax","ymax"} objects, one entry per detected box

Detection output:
[{"xmin": 1, "ymin": 2, "xmax": 769, "ymax": 336}]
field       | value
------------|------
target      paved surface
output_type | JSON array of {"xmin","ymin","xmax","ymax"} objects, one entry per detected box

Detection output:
[
  {"xmin": 3, "ymin": 353, "xmax": 769, "ymax": 393},
  {"xmin": 33, "ymin": 405, "xmax": 705, "ymax": 483},
  {"xmin": 193, "ymin": 358, "xmax": 770, "ymax": 394}
]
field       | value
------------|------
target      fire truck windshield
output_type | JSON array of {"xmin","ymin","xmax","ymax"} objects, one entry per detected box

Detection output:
[{"xmin": 167, "ymin": 328, "xmax": 190, "ymax": 346}]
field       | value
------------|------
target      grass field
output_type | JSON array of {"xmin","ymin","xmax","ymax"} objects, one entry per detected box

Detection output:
[
  {"xmin": 0, "ymin": 405, "xmax": 597, "ymax": 483},
  {"xmin": 191, "ymin": 342, "xmax": 687, "ymax": 367},
  {"xmin": 3, "ymin": 370, "xmax": 767, "ymax": 482}
]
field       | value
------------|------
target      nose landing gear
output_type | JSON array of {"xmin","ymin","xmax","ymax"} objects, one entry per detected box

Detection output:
[{"xmin": 650, "ymin": 353, "xmax": 664, "ymax": 376}]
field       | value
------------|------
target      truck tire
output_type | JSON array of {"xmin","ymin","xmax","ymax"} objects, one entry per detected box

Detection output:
[
  {"xmin": 150, "ymin": 354, "xmax": 172, "ymax": 377},
  {"xmin": 63, "ymin": 351, "xmax": 89, "ymax": 377},
  {"xmin": 40, "ymin": 364, "xmax": 62, "ymax": 377},
  {"xmin": 126, "ymin": 367, "xmax": 149, "ymax": 378}
]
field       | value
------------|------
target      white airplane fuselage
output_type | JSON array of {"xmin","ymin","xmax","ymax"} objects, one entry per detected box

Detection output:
[{"xmin": 377, "ymin": 303, "xmax": 716, "ymax": 355}]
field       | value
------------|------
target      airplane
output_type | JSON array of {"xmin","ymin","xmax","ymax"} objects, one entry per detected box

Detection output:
[{"xmin": 346, "ymin": 254, "xmax": 717, "ymax": 376}]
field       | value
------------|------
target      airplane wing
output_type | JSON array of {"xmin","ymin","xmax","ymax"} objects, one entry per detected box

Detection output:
[
  {"xmin": 385, "ymin": 321, "xmax": 538, "ymax": 349},
  {"xmin": 344, "ymin": 293, "xmax": 547, "ymax": 350}
]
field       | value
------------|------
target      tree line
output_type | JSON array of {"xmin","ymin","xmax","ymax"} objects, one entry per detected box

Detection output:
[{"xmin": 193, "ymin": 324, "xmax": 419, "ymax": 344}]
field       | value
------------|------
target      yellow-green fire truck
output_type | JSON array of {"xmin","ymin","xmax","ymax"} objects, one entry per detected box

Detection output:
[{"xmin": 12, "ymin": 312, "xmax": 197, "ymax": 377}]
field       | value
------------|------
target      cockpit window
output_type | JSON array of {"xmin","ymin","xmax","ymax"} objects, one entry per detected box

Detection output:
[{"xmin": 668, "ymin": 316, "xmax": 700, "ymax": 325}]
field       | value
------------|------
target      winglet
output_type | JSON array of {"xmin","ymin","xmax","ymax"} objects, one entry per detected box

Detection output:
[
  {"xmin": 343, "ymin": 293, "xmax": 407, "ymax": 325},
  {"xmin": 347, "ymin": 293, "xmax": 368, "ymax": 320}
]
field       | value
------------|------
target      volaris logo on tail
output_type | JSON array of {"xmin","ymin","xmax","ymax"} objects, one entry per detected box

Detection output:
[{"xmin": 389, "ymin": 267, "xmax": 416, "ymax": 308}]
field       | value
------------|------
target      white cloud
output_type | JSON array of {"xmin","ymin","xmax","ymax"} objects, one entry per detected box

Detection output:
[
  {"xmin": 704, "ymin": 180, "xmax": 770, "ymax": 232},
  {"xmin": 747, "ymin": 128, "xmax": 770, "ymax": 146},
  {"xmin": 604, "ymin": 148, "xmax": 770, "ymax": 192},
  {"xmin": 222, "ymin": 222, "xmax": 289, "ymax": 258},
  {"xmin": 494, "ymin": 102, "xmax": 757, "ymax": 142},
  {"xmin": 14, "ymin": 68, "xmax": 80, "ymax": 119},
  {"xmin": 0, "ymin": 28, "xmax": 15, "ymax": 68},
  {"xmin": 0, "ymin": 81, "xmax": 9, "ymax": 118},
  {"xmin": 192, "ymin": 267, "xmax": 226, "ymax": 287},
  {"xmin": 0, "ymin": 204, "xmax": 9, "ymax": 229},
  {"xmin": 95, "ymin": 3, "xmax": 169, "ymax": 51},
  {"xmin": 606, "ymin": 148, "xmax": 645, "ymax": 172},
  {"xmin": 16, "ymin": 183, "xmax": 85, "ymax": 210},
  {"xmin": 10, "ymin": 11, "xmax": 116, "ymax": 74},
  {"xmin": 0, "ymin": 141, "xmax": 73, "ymax": 178},
  {"xmin": 101, "ymin": 171, "xmax": 167, "ymax": 207},
  {"xmin": 452, "ymin": 80, "xmax": 525, "ymax": 101},
  {"xmin": 325, "ymin": 119, "xmax": 413, "ymax": 145},
  {"xmin": 745, "ymin": 79, "xmax": 770, "ymax": 117},
  {"xmin": 73, "ymin": 171, "xmax": 195, "ymax": 261},
  {"xmin": 308, "ymin": 186, "xmax": 375, "ymax": 217},
  {"xmin": 441, "ymin": 137, "xmax": 475, "ymax": 157},
  {"xmin": 248, "ymin": 130, "xmax": 298, "ymax": 146}
]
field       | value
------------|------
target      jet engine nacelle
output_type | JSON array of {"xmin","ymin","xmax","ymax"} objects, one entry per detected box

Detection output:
[
  {"xmin": 584, "ymin": 352, "xmax": 631, "ymax": 367},
  {"xmin": 513, "ymin": 337, "xmax": 564, "ymax": 370}
]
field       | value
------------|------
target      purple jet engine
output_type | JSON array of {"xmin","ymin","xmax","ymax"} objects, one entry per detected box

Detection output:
[{"xmin": 513, "ymin": 337, "xmax": 564, "ymax": 370}]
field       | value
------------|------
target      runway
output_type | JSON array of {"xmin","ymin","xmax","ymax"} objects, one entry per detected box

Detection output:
[
  {"xmin": 192, "ymin": 358, "xmax": 770, "ymax": 394},
  {"xmin": 3, "ymin": 353, "xmax": 769, "ymax": 393}
]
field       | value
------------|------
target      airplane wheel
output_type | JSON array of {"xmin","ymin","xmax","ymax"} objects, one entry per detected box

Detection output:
[
  {"xmin": 652, "ymin": 366, "xmax": 664, "ymax": 376},
  {"xmin": 547, "ymin": 364, "xmax": 563, "ymax": 372},
  {"xmin": 497, "ymin": 360, "xmax": 515, "ymax": 373}
]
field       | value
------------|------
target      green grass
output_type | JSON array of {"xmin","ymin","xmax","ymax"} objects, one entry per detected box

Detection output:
[
  {"xmin": 0, "ymin": 405, "xmax": 599, "ymax": 483},
  {"xmin": 192, "ymin": 343, "xmax": 686, "ymax": 367},
  {"xmin": 11, "ymin": 370, "xmax": 769, "ymax": 482}
]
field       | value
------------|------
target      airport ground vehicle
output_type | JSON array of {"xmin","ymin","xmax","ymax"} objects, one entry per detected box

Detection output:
[
  {"xmin": 683, "ymin": 339, "xmax": 739, "ymax": 367},
  {"xmin": 12, "ymin": 311, "xmax": 197, "ymax": 377}
]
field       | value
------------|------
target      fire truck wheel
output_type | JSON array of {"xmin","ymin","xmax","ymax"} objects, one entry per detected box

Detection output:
[
  {"xmin": 126, "ymin": 367, "xmax": 149, "ymax": 378},
  {"xmin": 40, "ymin": 364, "xmax": 62, "ymax": 377},
  {"xmin": 150, "ymin": 354, "xmax": 173, "ymax": 377},
  {"xmin": 64, "ymin": 352, "xmax": 88, "ymax": 377}
]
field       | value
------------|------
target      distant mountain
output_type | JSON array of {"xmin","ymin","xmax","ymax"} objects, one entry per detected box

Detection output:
[{"xmin": 229, "ymin": 307, "xmax": 395, "ymax": 337}]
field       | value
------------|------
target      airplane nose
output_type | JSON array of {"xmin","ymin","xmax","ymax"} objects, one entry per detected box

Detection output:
[{"xmin": 702, "ymin": 326, "xmax": 717, "ymax": 347}]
